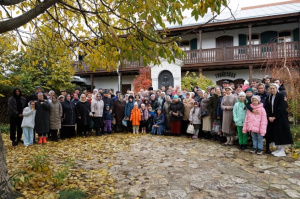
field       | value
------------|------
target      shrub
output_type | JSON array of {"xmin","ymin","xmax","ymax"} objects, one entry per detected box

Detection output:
[{"xmin": 59, "ymin": 189, "xmax": 87, "ymax": 199}]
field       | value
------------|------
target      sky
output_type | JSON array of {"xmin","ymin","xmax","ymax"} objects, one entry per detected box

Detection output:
[{"xmin": 227, "ymin": 0, "xmax": 291, "ymax": 10}]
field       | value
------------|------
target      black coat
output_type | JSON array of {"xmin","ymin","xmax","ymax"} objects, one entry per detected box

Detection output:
[
  {"xmin": 150, "ymin": 99, "xmax": 159, "ymax": 110},
  {"xmin": 103, "ymin": 97, "xmax": 113, "ymax": 110},
  {"xmin": 113, "ymin": 100, "xmax": 126, "ymax": 125},
  {"xmin": 61, "ymin": 100, "xmax": 76, "ymax": 126},
  {"xmin": 75, "ymin": 101, "xmax": 91, "ymax": 126},
  {"xmin": 207, "ymin": 94, "xmax": 219, "ymax": 121},
  {"xmin": 265, "ymin": 92, "xmax": 293, "ymax": 145},
  {"xmin": 169, "ymin": 100, "xmax": 184, "ymax": 122},
  {"xmin": 35, "ymin": 100, "xmax": 50, "ymax": 134}
]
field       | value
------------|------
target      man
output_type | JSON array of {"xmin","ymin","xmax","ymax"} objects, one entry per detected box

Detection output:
[
  {"xmin": 71, "ymin": 93, "xmax": 79, "ymax": 106},
  {"xmin": 263, "ymin": 76, "xmax": 271, "ymax": 90},
  {"xmin": 35, "ymin": 92, "xmax": 50, "ymax": 144},
  {"xmin": 8, "ymin": 88, "xmax": 26, "ymax": 146},
  {"xmin": 61, "ymin": 89, "xmax": 67, "ymax": 97},
  {"xmin": 102, "ymin": 90, "xmax": 113, "ymax": 112},
  {"xmin": 206, "ymin": 86, "xmax": 212, "ymax": 97},
  {"xmin": 82, "ymin": 87, "xmax": 88, "ymax": 95},
  {"xmin": 251, "ymin": 81, "xmax": 258, "ymax": 88},
  {"xmin": 150, "ymin": 94, "xmax": 159, "ymax": 110},
  {"xmin": 222, "ymin": 80, "xmax": 229, "ymax": 89},
  {"xmin": 161, "ymin": 86, "xmax": 166, "ymax": 92},
  {"xmin": 274, "ymin": 79, "xmax": 287, "ymax": 97},
  {"xmin": 27, "ymin": 86, "xmax": 46, "ymax": 103},
  {"xmin": 98, "ymin": 88, "xmax": 103, "ymax": 97},
  {"xmin": 112, "ymin": 91, "xmax": 121, "ymax": 103},
  {"xmin": 194, "ymin": 89, "xmax": 204, "ymax": 103},
  {"xmin": 74, "ymin": 88, "xmax": 80, "ymax": 95}
]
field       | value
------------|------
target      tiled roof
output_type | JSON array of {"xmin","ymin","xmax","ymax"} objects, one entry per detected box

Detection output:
[{"xmin": 164, "ymin": 3, "xmax": 300, "ymax": 29}]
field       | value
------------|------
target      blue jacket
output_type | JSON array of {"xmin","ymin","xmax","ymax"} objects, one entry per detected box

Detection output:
[
  {"xmin": 124, "ymin": 101, "xmax": 134, "ymax": 117},
  {"xmin": 153, "ymin": 113, "xmax": 165, "ymax": 126},
  {"xmin": 255, "ymin": 91, "xmax": 268, "ymax": 108},
  {"xmin": 103, "ymin": 110, "xmax": 113, "ymax": 120}
]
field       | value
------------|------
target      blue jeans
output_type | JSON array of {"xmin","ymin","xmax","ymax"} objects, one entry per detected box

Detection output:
[
  {"xmin": 251, "ymin": 132, "xmax": 263, "ymax": 150},
  {"xmin": 22, "ymin": 127, "xmax": 34, "ymax": 146},
  {"xmin": 151, "ymin": 125, "xmax": 165, "ymax": 135}
]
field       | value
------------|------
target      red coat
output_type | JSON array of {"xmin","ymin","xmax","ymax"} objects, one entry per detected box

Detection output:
[{"xmin": 130, "ymin": 107, "xmax": 141, "ymax": 126}]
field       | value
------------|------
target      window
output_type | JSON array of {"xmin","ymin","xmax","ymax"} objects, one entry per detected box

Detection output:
[
  {"xmin": 247, "ymin": 34, "xmax": 260, "ymax": 45},
  {"xmin": 179, "ymin": 40, "xmax": 190, "ymax": 51},
  {"xmin": 278, "ymin": 31, "xmax": 292, "ymax": 43}
]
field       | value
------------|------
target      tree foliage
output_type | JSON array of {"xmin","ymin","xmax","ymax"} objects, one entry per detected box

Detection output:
[
  {"xmin": 0, "ymin": 0, "xmax": 228, "ymax": 71},
  {"xmin": 181, "ymin": 71, "xmax": 216, "ymax": 91},
  {"xmin": 132, "ymin": 66, "xmax": 152, "ymax": 93}
]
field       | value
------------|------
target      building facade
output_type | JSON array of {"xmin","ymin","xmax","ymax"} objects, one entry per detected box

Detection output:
[{"xmin": 74, "ymin": 1, "xmax": 300, "ymax": 93}]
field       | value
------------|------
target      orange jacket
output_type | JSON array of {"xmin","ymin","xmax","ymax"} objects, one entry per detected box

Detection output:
[{"xmin": 130, "ymin": 107, "xmax": 141, "ymax": 126}]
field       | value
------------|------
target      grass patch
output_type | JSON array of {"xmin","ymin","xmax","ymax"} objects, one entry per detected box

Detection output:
[
  {"xmin": 0, "ymin": 123, "xmax": 10, "ymax": 134},
  {"xmin": 59, "ymin": 189, "xmax": 87, "ymax": 199},
  {"xmin": 290, "ymin": 125, "xmax": 300, "ymax": 149}
]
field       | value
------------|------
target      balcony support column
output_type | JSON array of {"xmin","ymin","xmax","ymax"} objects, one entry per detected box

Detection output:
[
  {"xmin": 90, "ymin": 74, "xmax": 94, "ymax": 90},
  {"xmin": 248, "ymin": 24, "xmax": 252, "ymax": 59},
  {"xmin": 298, "ymin": 17, "xmax": 300, "ymax": 57},
  {"xmin": 198, "ymin": 30, "xmax": 202, "ymax": 61},
  {"xmin": 199, "ymin": 68, "xmax": 203, "ymax": 77},
  {"xmin": 249, "ymin": 65, "xmax": 253, "ymax": 83}
]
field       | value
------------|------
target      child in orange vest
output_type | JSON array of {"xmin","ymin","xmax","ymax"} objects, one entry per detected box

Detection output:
[{"xmin": 130, "ymin": 102, "xmax": 141, "ymax": 134}]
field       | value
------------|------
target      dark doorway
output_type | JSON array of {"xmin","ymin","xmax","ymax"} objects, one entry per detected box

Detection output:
[
  {"xmin": 158, "ymin": 70, "xmax": 174, "ymax": 90},
  {"xmin": 122, "ymin": 84, "xmax": 131, "ymax": 94},
  {"xmin": 216, "ymin": 35, "xmax": 234, "ymax": 61}
]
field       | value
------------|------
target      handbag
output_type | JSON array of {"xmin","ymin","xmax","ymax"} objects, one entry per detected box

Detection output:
[
  {"xmin": 112, "ymin": 118, "xmax": 116, "ymax": 125},
  {"xmin": 201, "ymin": 110, "xmax": 208, "ymax": 117},
  {"xmin": 186, "ymin": 124, "xmax": 195, "ymax": 134},
  {"xmin": 231, "ymin": 121, "xmax": 236, "ymax": 130},
  {"xmin": 123, "ymin": 117, "xmax": 130, "ymax": 121},
  {"xmin": 212, "ymin": 120, "xmax": 221, "ymax": 135},
  {"xmin": 122, "ymin": 118, "xmax": 128, "ymax": 127}
]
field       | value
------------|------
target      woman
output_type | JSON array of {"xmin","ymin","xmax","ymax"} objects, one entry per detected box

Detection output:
[
  {"xmin": 92, "ymin": 89, "xmax": 99, "ymax": 101},
  {"xmin": 151, "ymin": 107, "xmax": 165, "ymax": 135},
  {"xmin": 201, "ymin": 92, "xmax": 212, "ymax": 139},
  {"xmin": 113, "ymin": 94, "xmax": 126, "ymax": 132},
  {"xmin": 125, "ymin": 96, "xmax": 134, "ymax": 132},
  {"xmin": 169, "ymin": 95, "xmax": 184, "ymax": 136},
  {"xmin": 86, "ymin": 92, "xmax": 93, "ymax": 104},
  {"xmin": 182, "ymin": 92, "xmax": 195, "ymax": 135},
  {"xmin": 163, "ymin": 95, "xmax": 172, "ymax": 132},
  {"xmin": 208, "ymin": 87, "xmax": 221, "ymax": 140},
  {"xmin": 61, "ymin": 94, "xmax": 76, "ymax": 139},
  {"xmin": 75, "ymin": 94, "xmax": 91, "ymax": 136},
  {"xmin": 265, "ymin": 83, "xmax": 293, "ymax": 156},
  {"xmin": 221, "ymin": 87, "xmax": 238, "ymax": 145},
  {"xmin": 49, "ymin": 95, "xmax": 62, "ymax": 141},
  {"xmin": 134, "ymin": 94, "xmax": 143, "ymax": 108},
  {"xmin": 255, "ymin": 83, "xmax": 269, "ymax": 108},
  {"xmin": 91, "ymin": 94, "xmax": 104, "ymax": 136},
  {"xmin": 35, "ymin": 92, "xmax": 50, "ymax": 144}
]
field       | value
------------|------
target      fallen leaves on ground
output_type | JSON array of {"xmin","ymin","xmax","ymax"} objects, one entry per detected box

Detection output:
[{"xmin": 3, "ymin": 133, "xmax": 138, "ymax": 199}]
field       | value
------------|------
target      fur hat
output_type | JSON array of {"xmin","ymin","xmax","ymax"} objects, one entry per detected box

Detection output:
[{"xmin": 251, "ymin": 95, "xmax": 261, "ymax": 103}]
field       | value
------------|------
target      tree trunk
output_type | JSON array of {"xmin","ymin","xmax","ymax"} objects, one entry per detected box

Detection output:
[{"xmin": 0, "ymin": 133, "xmax": 21, "ymax": 199}]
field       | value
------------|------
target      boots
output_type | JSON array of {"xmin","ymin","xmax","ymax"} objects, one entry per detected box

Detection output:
[
  {"xmin": 38, "ymin": 137, "xmax": 43, "ymax": 144},
  {"xmin": 136, "ymin": 128, "xmax": 139, "ymax": 134},
  {"xmin": 224, "ymin": 136, "xmax": 230, "ymax": 145},
  {"xmin": 42, "ymin": 136, "xmax": 47, "ymax": 144},
  {"xmin": 133, "ymin": 128, "xmax": 136, "ymax": 134}
]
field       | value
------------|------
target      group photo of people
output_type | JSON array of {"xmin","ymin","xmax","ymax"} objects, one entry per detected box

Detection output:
[{"xmin": 8, "ymin": 77, "xmax": 293, "ymax": 157}]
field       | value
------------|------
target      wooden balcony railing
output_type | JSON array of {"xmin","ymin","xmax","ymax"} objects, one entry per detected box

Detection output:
[{"xmin": 74, "ymin": 42, "xmax": 299, "ymax": 73}]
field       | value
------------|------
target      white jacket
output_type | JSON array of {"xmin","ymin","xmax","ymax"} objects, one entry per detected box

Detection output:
[
  {"xmin": 91, "ymin": 99, "xmax": 104, "ymax": 117},
  {"xmin": 189, "ymin": 107, "xmax": 201, "ymax": 124},
  {"xmin": 21, "ymin": 105, "xmax": 36, "ymax": 129}
]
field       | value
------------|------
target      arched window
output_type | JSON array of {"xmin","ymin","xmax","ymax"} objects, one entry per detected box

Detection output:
[{"xmin": 247, "ymin": 34, "xmax": 260, "ymax": 45}]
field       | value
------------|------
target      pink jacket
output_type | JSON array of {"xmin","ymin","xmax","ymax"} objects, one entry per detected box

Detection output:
[{"xmin": 242, "ymin": 103, "xmax": 268, "ymax": 136}]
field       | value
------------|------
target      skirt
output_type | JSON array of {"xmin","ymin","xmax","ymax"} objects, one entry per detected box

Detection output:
[
  {"xmin": 170, "ymin": 121, "xmax": 181, "ymax": 134},
  {"xmin": 202, "ymin": 116, "xmax": 212, "ymax": 132}
]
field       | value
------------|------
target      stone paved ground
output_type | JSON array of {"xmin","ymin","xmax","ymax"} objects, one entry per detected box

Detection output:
[{"xmin": 104, "ymin": 134, "xmax": 300, "ymax": 199}]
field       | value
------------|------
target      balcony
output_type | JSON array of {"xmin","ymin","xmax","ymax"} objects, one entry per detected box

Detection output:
[{"xmin": 74, "ymin": 41, "xmax": 299, "ymax": 74}]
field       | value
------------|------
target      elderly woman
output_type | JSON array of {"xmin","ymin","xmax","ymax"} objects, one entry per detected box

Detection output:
[
  {"xmin": 163, "ymin": 95, "xmax": 172, "ymax": 132},
  {"xmin": 75, "ymin": 94, "xmax": 91, "ymax": 137},
  {"xmin": 201, "ymin": 92, "xmax": 212, "ymax": 138},
  {"xmin": 113, "ymin": 94, "xmax": 126, "ymax": 132},
  {"xmin": 151, "ymin": 107, "xmax": 165, "ymax": 135},
  {"xmin": 169, "ymin": 95, "xmax": 184, "ymax": 135},
  {"xmin": 182, "ymin": 92, "xmax": 195, "ymax": 135},
  {"xmin": 134, "ymin": 94, "xmax": 143, "ymax": 108},
  {"xmin": 221, "ymin": 87, "xmax": 238, "ymax": 145},
  {"xmin": 91, "ymin": 94, "xmax": 104, "ymax": 136},
  {"xmin": 61, "ymin": 94, "xmax": 76, "ymax": 139},
  {"xmin": 265, "ymin": 83, "xmax": 293, "ymax": 156},
  {"xmin": 158, "ymin": 92, "xmax": 165, "ymax": 108},
  {"xmin": 49, "ymin": 95, "xmax": 62, "ymax": 141}
]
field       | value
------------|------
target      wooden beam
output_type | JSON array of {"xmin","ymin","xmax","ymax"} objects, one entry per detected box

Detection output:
[
  {"xmin": 90, "ymin": 74, "xmax": 94, "ymax": 91},
  {"xmin": 198, "ymin": 30, "xmax": 202, "ymax": 62}
]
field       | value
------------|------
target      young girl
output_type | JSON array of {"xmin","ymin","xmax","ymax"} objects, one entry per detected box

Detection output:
[
  {"xmin": 130, "ymin": 102, "xmax": 141, "ymax": 134},
  {"xmin": 189, "ymin": 102, "xmax": 201, "ymax": 139},
  {"xmin": 140, "ymin": 104, "xmax": 149, "ymax": 133},
  {"xmin": 243, "ymin": 95, "xmax": 268, "ymax": 155},
  {"xmin": 21, "ymin": 101, "xmax": 36, "ymax": 146},
  {"xmin": 233, "ymin": 92, "xmax": 248, "ymax": 150},
  {"xmin": 103, "ymin": 105, "xmax": 113, "ymax": 134}
]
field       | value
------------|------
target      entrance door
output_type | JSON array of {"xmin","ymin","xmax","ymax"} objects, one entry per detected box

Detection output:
[
  {"xmin": 216, "ymin": 36, "xmax": 233, "ymax": 61},
  {"xmin": 122, "ymin": 84, "xmax": 131, "ymax": 94},
  {"xmin": 158, "ymin": 70, "xmax": 174, "ymax": 90}
]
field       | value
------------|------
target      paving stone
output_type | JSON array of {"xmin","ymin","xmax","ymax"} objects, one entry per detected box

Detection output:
[{"xmin": 284, "ymin": 189, "xmax": 300, "ymax": 198}]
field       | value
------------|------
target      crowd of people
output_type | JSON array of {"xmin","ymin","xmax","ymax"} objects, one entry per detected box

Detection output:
[{"xmin": 8, "ymin": 77, "xmax": 293, "ymax": 157}]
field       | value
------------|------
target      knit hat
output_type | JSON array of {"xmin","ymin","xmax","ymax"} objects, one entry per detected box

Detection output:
[
  {"xmin": 128, "ymin": 96, "xmax": 134, "ymax": 100},
  {"xmin": 245, "ymin": 88, "xmax": 254, "ymax": 93},
  {"xmin": 244, "ymin": 80, "xmax": 249, "ymax": 85},
  {"xmin": 251, "ymin": 95, "xmax": 261, "ymax": 103},
  {"xmin": 134, "ymin": 102, "xmax": 138, "ymax": 106},
  {"xmin": 239, "ymin": 92, "xmax": 246, "ymax": 97},
  {"xmin": 173, "ymin": 95, "xmax": 179, "ymax": 99},
  {"xmin": 225, "ymin": 87, "xmax": 233, "ymax": 91}
]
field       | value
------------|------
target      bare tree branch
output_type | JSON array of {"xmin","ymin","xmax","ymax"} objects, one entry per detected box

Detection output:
[
  {"xmin": 0, "ymin": 0, "xmax": 26, "ymax": 6},
  {"xmin": 0, "ymin": 0, "xmax": 57, "ymax": 34}
]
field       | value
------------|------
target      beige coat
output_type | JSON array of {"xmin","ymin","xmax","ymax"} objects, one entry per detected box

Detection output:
[
  {"xmin": 221, "ymin": 94, "xmax": 237, "ymax": 135},
  {"xmin": 183, "ymin": 98, "xmax": 195, "ymax": 121},
  {"xmin": 50, "ymin": 102, "xmax": 62, "ymax": 130}
]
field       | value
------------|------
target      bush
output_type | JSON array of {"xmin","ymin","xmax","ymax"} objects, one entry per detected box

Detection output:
[
  {"xmin": 290, "ymin": 125, "xmax": 300, "ymax": 149},
  {"xmin": 59, "ymin": 189, "xmax": 87, "ymax": 199},
  {"xmin": 181, "ymin": 72, "xmax": 216, "ymax": 91},
  {"xmin": 0, "ymin": 123, "xmax": 10, "ymax": 133}
]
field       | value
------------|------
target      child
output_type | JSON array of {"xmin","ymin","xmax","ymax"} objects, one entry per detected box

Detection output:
[
  {"xmin": 233, "ymin": 92, "xmax": 248, "ymax": 150},
  {"xmin": 189, "ymin": 102, "xmax": 201, "ymax": 139},
  {"xmin": 130, "ymin": 102, "xmax": 141, "ymax": 134},
  {"xmin": 21, "ymin": 101, "xmax": 36, "ymax": 147},
  {"xmin": 243, "ymin": 95, "xmax": 268, "ymax": 155},
  {"xmin": 103, "ymin": 105, "xmax": 113, "ymax": 134},
  {"xmin": 140, "ymin": 104, "xmax": 149, "ymax": 133},
  {"xmin": 147, "ymin": 106, "xmax": 155, "ymax": 132}
]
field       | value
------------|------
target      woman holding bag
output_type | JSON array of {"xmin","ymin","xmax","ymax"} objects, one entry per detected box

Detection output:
[{"xmin": 189, "ymin": 102, "xmax": 201, "ymax": 139}]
